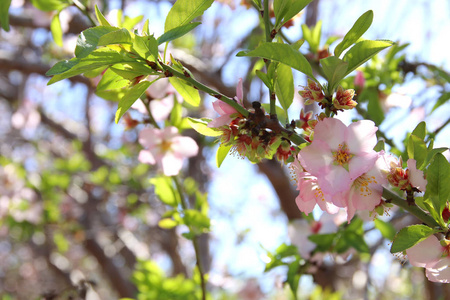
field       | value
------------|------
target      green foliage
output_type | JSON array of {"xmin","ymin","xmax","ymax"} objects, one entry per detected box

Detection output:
[
  {"xmin": 216, "ymin": 144, "xmax": 232, "ymax": 168},
  {"xmin": 301, "ymin": 20, "xmax": 322, "ymax": 53},
  {"xmin": 95, "ymin": 5, "xmax": 112, "ymax": 26},
  {"xmin": 0, "ymin": 0, "xmax": 11, "ymax": 31},
  {"xmin": 374, "ymin": 219, "xmax": 396, "ymax": 240},
  {"xmin": 31, "ymin": 0, "xmax": 68, "ymax": 11},
  {"xmin": 342, "ymin": 40, "xmax": 393, "ymax": 77},
  {"xmin": 132, "ymin": 260, "xmax": 205, "ymax": 300},
  {"xmin": 275, "ymin": 63, "xmax": 294, "ymax": 114},
  {"xmin": 187, "ymin": 118, "xmax": 222, "ymax": 137},
  {"xmin": 273, "ymin": 0, "xmax": 313, "ymax": 29},
  {"xmin": 164, "ymin": 0, "xmax": 214, "ymax": 32},
  {"xmin": 158, "ymin": 23, "xmax": 201, "ymax": 45},
  {"xmin": 50, "ymin": 13, "xmax": 63, "ymax": 46},
  {"xmin": 425, "ymin": 153, "xmax": 450, "ymax": 221},
  {"xmin": 390, "ymin": 224, "xmax": 435, "ymax": 253},
  {"xmin": 169, "ymin": 77, "xmax": 201, "ymax": 107},
  {"xmin": 237, "ymin": 42, "xmax": 314, "ymax": 79},
  {"xmin": 115, "ymin": 81, "xmax": 151, "ymax": 123},
  {"xmin": 150, "ymin": 176, "xmax": 180, "ymax": 207},
  {"xmin": 320, "ymin": 56, "xmax": 349, "ymax": 93},
  {"xmin": 132, "ymin": 35, "xmax": 159, "ymax": 61},
  {"xmin": 334, "ymin": 10, "xmax": 373, "ymax": 57}
]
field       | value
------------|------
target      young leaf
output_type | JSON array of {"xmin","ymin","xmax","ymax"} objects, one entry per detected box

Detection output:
[
  {"xmin": 274, "ymin": 0, "xmax": 313, "ymax": 29},
  {"xmin": 168, "ymin": 77, "xmax": 201, "ymax": 107},
  {"xmin": 115, "ymin": 81, "xmax": 151, "ymax": 123},
  {"xmin": 320, "ymin": 56, "xmax": 348, "ymax": 92},
  {"xmin": 423, "ymin": 147, "xmax": 449, "ymax": 169},
  {"xmin": 237, "ymin": 42, "xmax": 314, "ymax": 79},
  {"xmin": 255, "ymin": 70, "xmax": 273, "ymax": 90},
  {"xmin": 75, "ymin": 26, "xmax": 121, "ymax": 58},
  {"xmin": 157, "ymin": 22, "xmax": 201, "ymax": 45},
  {"xmin": 164, "ymin": 0, "xmax": 214, "ymax": 32},
  {"xmin": 274, "ymin": 63, "xmax": 294, "ymax": 113},
  {"xmin": 150, "ymin": 176, "xmax": 179, "ymax": 207},
  {"xmin": 334, "ymin": 10, "xmax": 373, "ymax": 57},
  {"xmin": 374, "ymin": 219, "xmax": 396, "ymax": 240},
  {"xmin": 0, "ymin": 0, "xmax": 11, "ymax": 31},
  {"xmin": 184, "ymin": 209, "xmax": 210, "ymax": 231},
  {"xmin": 342, "ymin": 40, "xmax": 393, "ymax": 77},
  {"xmin": 187, "ymin": 117, "xmax": 222, "ymax": 137},
  {"xmin": 216, "ymin": 144, "xmax": 232, "ymax": 168},
  {"xmin": 407, "ymin": 134, "xmax": 427, "ymax": 169},
  {"xmin": 158, "ymin": 218, "xmax": 178, "ymax": 229},
  {"xmin": 390, "ymin": 224, "xmax": 434, "ymax": 253},
  {"xmin": 133, "ymin": 35, "xmax": 159, "ymax": 61},
  {"xmin": 98, "ymin": 28, "xmax": 132, "ymax": 47},
  {"xmin": 373, "ymin": 139, "xmax": 385, "ymax": 152},
  {"xmin": 31, "ymin": 0, "xmax": 68, "ymax": 11},
  {"xmin": 364, "ymin": 87, "xmax": 384, "ymax": 125},
  {"xmin": 50, "ymin": 13, "xmax": 63, "ymax": 47},
  {"xmin": 425, "ymin": 153, "xmax": 450, "ymax": 216},
  {"xmin": 411, "ymin": 121, "xmax": 426, "ymax": 140},
  {"xmin": 47, "ymin": 48, "xmax": 134, "ymax": 84},
  {"xmin": 95, "ymin": 5, "xmax": 111, "ymax": 26}
]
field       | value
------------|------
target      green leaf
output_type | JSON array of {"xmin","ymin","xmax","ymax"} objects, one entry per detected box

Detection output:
[
  {"xmin": 338, "ymin": 231, "xmax": 369, "ymax": 253},
  {"xmin": 168, "ymin": 77, "xmax": 200, "ymax": 107},
  {"xmin": 110, "ymin": 62, "xmax": 156, "ymax": 80},
  {"xmin": 432, "ymin": 91, "xmax": 450, "ymax": 112},
  {"xmin": 50, "ymin": 13, "xmax": 63, "ymax": 47},
  {"xmin": 184, "ymin": 209, "xmax": 210, "ymax": 231},
  {"xmin": 374, "ymin": 139, "xmax": 385, "ymax": 152},
  {"xmin": 31, "ymin": 0, "xmax": 68, "ymax": 11},
  {"xmin": 365, "ymin": 87, "xmax": 384, "ymax": 125},
  {"xmin": 158, "ymin": 218, "xmax": 178, "ymax": 229},
  {"xmin": 158, "ymin": 22, "xmax": 200, "ymax": 45},
  {"xmin": 0, "ymin": 0, "xmax": 11, "ymax": 31},
  {"xmin": 342, "ymin": 40, "xmax": 393, "ymax": 77},
  {"xmin": 53, "ymin": 232, "xmax": 69, "ymax": 253},
  {"xmin": 75, "ymin": 26, "xmax": 122, "ymax": 58},
  {"xmin": 407, "ymin": 135, "xmax": 427, "ymax": 169},
  {"xmin": 425, "ymin": 153, "xmax": 450, "ymax": 217},
  {"xmin": 374, "ymin": 219, "xmax": 396, "ymax": 240},
  {"xmin": 320, "ymin": 56, "xmax": 348, "ymax": 92},
  {"xmin": 47, "ymin": 48, "xmax": 134, "ymax": 84},
  {"xmin": 98, "ymin": 28, "xmax": 132, "ymax": 47},
  {"xmin": 95, "ymin": 5, "xmax": 111, "ymax": 26},
  {"xmin": 274, "ymin": 0, "xmax": 313, "ymax": 29},
  {"xmin": 170, "ymin": 95, "xmax": 182, "ymax": 127},
  {"xmin": 187, "ymin": 117, "xmax": 222, "ymax": 137},
  {"xmin": 256, "ymin": 70, "xmax": 273, "ymax": 90},
  {"xmin": 411, "ymin": 121, "xmax": 426, "ymax": 140},
  {"xmin": 390, "ymin": 224, "xmax": 435, "ymax": 253},
  {"xmin": 334, "ymin": 10, "xmax": 373, "ymax": 57},
  {"xmin": 150, "ymin": 176, "xmax": 179, "ymax": 207},
  {"xmin": 237, "ymin": 42, "xmax": 314, "ymax": 78},
  {"xmin": 164, "ymin": 0, "xmax": 214, "ymax": 32},
  {"xmin": 133, "ymin": 35, "xmax": 159, "ymax": 61},
  {"xmin": 216, "ymin": 144, "xmax": 232, "ymax": 168},
  {"xmin": 115, "ymin": 81, "xmax": 151, "ymax": 123},
  {"xmin": 274, "ymin": 63, "xmax": 294, "ymax": 113},
  {"xmin": 423, "ymin": 147, "xmax": 448, "ymax": 169},
  {"xmin": 308, "ymin": 233, "xmax": 336, "ymax": 252}
]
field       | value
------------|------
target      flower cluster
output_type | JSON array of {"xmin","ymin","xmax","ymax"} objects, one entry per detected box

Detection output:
[
  {"xmin": 294, "ymin": 117, "xmax": 426, "ymax": 222},
  {"xmin": 208, "ymin": 80, "xmax": 295, "ymax": 164},
  {"xmin": 298, "ymin": 79, "xmax": 357, "ymax": 114}
]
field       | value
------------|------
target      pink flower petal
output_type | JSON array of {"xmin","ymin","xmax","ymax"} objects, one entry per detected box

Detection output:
[
  {"xmin": 160, "ymin": 152, "xmax": 183, "ymax": 176},
  {"xmin": 314, "ymin": 118, "xmax": 347, "ymax": 150},
  {"xmin": 319, "ymin": 165, "xmax": 352, "ymax": 194},
  {"xmin": 236, "ymin": 78, "xmax": 243, "ymax": 104},
  {"xmin": 172, "ymin": 136, "xmax": 199, "ymax": 157},
  {"xmin": 406, "ymin": 235, "xmax": 443, "ymax": 268},
  {"xmin": 348, "ymin": 153, "xmax": 378, "ymax": 180},
  {"xmin": 347, "ymin": 120, "xmax": 377, "ymax": 153},
  {"xmin": 298, "ymin": 139, "xmax": 334, "ymax": 175},
  {"xmin": 426, "ymin": 257, "xmax": 450, "ymax": 283},
  {"xmin": 208, "ymin": 114, "xmax": 234, "ymax": 128},
  {"xmin": 138, "ymin": 150, "xmax": 156, "ymax": 165},
  {"xmin": 407, "ymin": 159, "xmax": 427, "ymax": 192},
  {"xmin": 139, "ymin": 128, "xmax": 161, "ymax": 148},
  {"xmin": 295, "ymin": 195, "xmax": 316, "ymax": 215}
]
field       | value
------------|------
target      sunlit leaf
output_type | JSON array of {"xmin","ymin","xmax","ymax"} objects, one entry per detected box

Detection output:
[
  {"xmin": 158, "ymin": 22, "xmax": 201, "ymax": 45},
  {"xmin": 390, "ymin": 224, "xmax": 435, "ymax": 253},
  {"xmin": 31, "ymin": 0, "xmax": 68, "ymax": 11},
  {"xmin": 216, "ymin": 144, "xmax": 232, "ymax": 168},
  {"xmin": 187, "ymin": 117, "xmax": 222, "ymax": 137},
  {"xmin": 50, "ymin": 13, "xmax": 63, "ymax": 47},
  {"xmin": 169, "ymin": 77, "xmax": 201, "ymax": 107},
  {"xmin": 275, "ymin": 63, "xmax": 294, "ymax": 113},
  {"xmin": 320, "ymin": 56, "xmax": 348, "ymax": 92},
  {"xmin": 334, "ymin": 10, "xmax": 373, "ymax": 57},
  {"xmin": 164, "ymin": 0, "xmax": 214, "ymax": 32},
  {"xmin": 115, "ymin": 81, "xmax": 151, "ymax": 123},
  {"xmin": 95, "ymin": 5, "xmax": 111, "ymax": 26},
  {"xmin": 343, "ymin": 40, "xmax": 393, "ymax": 77},
  {"xmin": 425, "ymin": 153, "xmax": 450, "ymax": 218},
  {"xmin": 75, "ymin": 26, "xmax": 123, "ymax": 58}
]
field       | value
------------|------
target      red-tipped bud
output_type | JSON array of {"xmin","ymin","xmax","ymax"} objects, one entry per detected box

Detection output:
[{"xmin": 333, "ymin": 86, "xmax": 357, "ymax": 110}]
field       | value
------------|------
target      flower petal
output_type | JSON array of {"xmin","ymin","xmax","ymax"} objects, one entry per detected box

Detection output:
[
  {"xmin": 313, "ymin": 118, "xmax": 347, "ymax": 150},
  {"xmin": 347, "ymin": 120, "xmax": 377, "ymax": 153},
  {"xmin": 138, "ymin": 150, "xmax": 156, "ymax": 165},
  {"xmin": 406, "ymin": 235, "xmax": 442, "ymax": 268},
  {"xmin": 298, "ymin": 139, "xmax": 333, "ymax": 175},
  {"xmin": 172, "ymin": 136, "xmax": 199, "ymax": 157},
  {"xmin": 407, "ymin": 159, "xmax": 427, "ymax": 192},
  {"xmin": 160, "ymin": 152, "xmax": 183, "ymax": 176}
]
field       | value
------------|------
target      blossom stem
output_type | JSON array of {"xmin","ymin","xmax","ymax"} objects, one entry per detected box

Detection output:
[
  {"xmin": 172, "ymin": 176, "xmax": 207, "ymax": 300},
  {"xmin": 382, "ymin": 188, "xmax": 439, "ymax": 228},
  {"xmin": 140, "ymin": 97, "xmax": 160, "ymax": 129},
  {"xmin": 160, "ymin": 63, "xmax": 249, "ymax": 118}
]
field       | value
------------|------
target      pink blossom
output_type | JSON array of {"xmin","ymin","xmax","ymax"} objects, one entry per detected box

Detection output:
[
  {"xmin": 291, "ymin": 160, "xmax": 339, "ymax": 215},
  {"xmin": 298, "ymin": 118, "xmax": 379, "ymax": 195},
  {"xmin": 138, "ymin": 127, "xmax": 199, "ymax": 176},
  {"xmin": 299, "ymin": 79, "xmax": 325, "ymax": 105},
  {"xmin": 354, "ymin": 70, "xmax": 365, "ymax": 88},
  {"xmin": 406, "ymin": 235, "xmax": 450, "ymax": 283},
  {"xmin": 208, "ymin": 79, "xmax": 244, "ymax": 128},
  {"xmin": 335, "ymin": 154, "xmax": 388, "ymax": 222},
  {"xmin": 407, "ymin": 159, "xmax": 427, "ymax": 192},
  {"xmin": 383, "ymin": 155, "xmax": 427, "ymax": 192}
]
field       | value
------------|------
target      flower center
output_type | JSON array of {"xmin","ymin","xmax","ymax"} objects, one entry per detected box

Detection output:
[
  {"xmin": 333, "ymin": 143, "xmax": 353, "ymax": 168},
  {"xmin": 160, "ymin": 140, "xmax": 172, "ymax": 152},
  {"xmin": 354, "ymin": 174, "xmax": 377, "ymax": 197}
]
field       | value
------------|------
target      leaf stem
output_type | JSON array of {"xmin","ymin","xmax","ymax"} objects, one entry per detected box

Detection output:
[
  {"xmin": 172, "ymin": 176, "xmax": 207, "ymax": 300},
  {"xmin": 383, "ymin": 188, "xmax": 439, "ymax": 228},
  {"xmin": 71, "ymin": 0, "xmax": 97, "ymax": 27}
]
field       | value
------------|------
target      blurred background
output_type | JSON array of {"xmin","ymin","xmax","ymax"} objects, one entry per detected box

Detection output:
[{"xmin": 1, "ymin": 0, "xmax": 449, "ymax": 299}]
